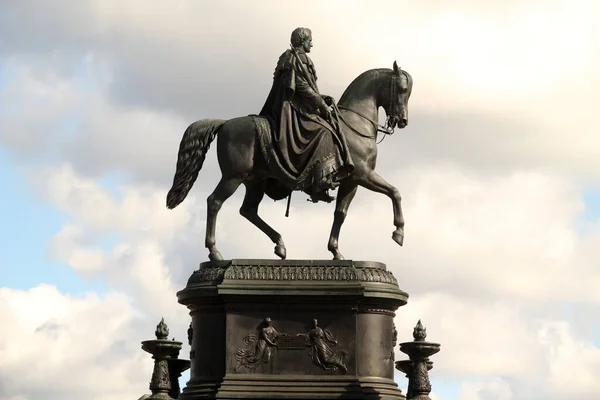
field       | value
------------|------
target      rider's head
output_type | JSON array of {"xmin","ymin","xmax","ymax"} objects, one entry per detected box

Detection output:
[{"xmin": 291, "ymin": 27, "xmax": 313, "ymax": 53}]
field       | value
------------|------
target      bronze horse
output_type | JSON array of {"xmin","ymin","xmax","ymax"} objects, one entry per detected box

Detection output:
[{"xmin": 167, "ymin": 62, "xmax": 412, "ymax": 261}]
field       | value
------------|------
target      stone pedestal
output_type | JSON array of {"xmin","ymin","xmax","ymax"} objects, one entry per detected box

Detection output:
[{"xmin": 177, "ymin": 259, "xmax": 408, "ymax": 400}]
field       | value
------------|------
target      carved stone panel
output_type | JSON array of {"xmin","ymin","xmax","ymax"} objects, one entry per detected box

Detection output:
[{"xmin": 227, "ymin": 313, "xmax": 355, "ymax": 376}]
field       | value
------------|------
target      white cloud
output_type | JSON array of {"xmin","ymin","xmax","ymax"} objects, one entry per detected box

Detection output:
[
  {"xmin": 3, "ymin": 0, "xmax": 600, "ymax": 182},
  {"xmin": 457, "ymin": 379, "xmax": 514, "ymax": 400},
  {"xmin": 396, "ymin": 294, "xmax": 600, "ymax": 400},
  {"xmin": 395, "ymin": 294, "xmax": 543, "ymax": 377},
  {"xmin": 0, "ymin": 285, "xmax": 159, "ymax": 400},
  {"xmin": 539, "ymin": 320, "xmax": 600, "ymax": 396}
]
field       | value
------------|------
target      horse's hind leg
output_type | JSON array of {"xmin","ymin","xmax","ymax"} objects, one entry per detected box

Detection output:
[
  {"xmin": 205, "ymin": 177, "xmax": 243, "ymax": 261},
  {"xmin": 240, "ymin": 180, "xmax": 287, "ymax": 259},
  {"xmin": 327, "ymin": 181, "xmax": 358, "ymax": 260}
]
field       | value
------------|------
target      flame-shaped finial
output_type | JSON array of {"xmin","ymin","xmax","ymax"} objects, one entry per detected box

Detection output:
[
  {"xmin": 413, "ymin": 320, "xmax": 427, "ymax": 341},
  {"xmin": 155, "ymin": 317, "xmax": 169, "ymax": 340}
]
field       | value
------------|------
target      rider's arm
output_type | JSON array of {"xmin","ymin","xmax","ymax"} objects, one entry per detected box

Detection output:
[{"xmin": 295, "ymin": 70, "xmax": 327, "ymax": 112}]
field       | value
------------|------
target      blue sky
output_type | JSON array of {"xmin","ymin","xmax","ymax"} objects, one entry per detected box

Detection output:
[
  {"xmin": 583, "ymin": 188, "xmax": 600, "ymax": 221},
  {"xmin": 0, "ymin": 146, "xmax": 109, "ymax": 294},
  {"xmin": 0, "ymin": 54, "xmax": 114, "ymax": 294}
]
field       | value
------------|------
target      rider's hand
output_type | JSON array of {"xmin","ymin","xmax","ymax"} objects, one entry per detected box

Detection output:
[
  {"xmin": 323, "ymin": 95, "xmax": 335, "ymax": 106},
  {"xmin": 319, "ymin": 102, "xmax": 332, "ymax": 121}
]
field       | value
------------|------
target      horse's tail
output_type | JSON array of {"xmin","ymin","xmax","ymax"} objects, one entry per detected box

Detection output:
[{"xmin": 166, "ymin": 119, "xmax": 226, "ymax": 209}]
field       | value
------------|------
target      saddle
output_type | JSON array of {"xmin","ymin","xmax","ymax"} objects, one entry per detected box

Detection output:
[{"xmin": 250, "ymin": 115, "xmax": 294, "ymax": 201}]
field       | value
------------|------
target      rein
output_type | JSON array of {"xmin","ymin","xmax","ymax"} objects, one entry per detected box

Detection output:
[{"xmin": 336, "ymin": 105, "xmax": 391, "ymax": 134}]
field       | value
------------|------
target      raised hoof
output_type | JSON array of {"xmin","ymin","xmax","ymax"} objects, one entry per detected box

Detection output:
[
  {"xmin": 274, "ymin": 244, "xmax": 287, "ymax": 260},
  {"xmin": 208, "ymin": 250, "xmax": 223, "ymax": 261},
  {"xmin": 392, "ymin": 230, "xmax": 404, "ymax": 246}
]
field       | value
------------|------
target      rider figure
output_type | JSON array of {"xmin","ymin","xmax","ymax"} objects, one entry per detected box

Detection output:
[{"xmin": 260, "ymin": 27, "xmax": 353, "ymax": 203}]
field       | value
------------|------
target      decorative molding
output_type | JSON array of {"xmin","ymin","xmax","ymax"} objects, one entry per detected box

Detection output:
[
  {"xmin": 188, "ymin": 267, "xmax": 228, "ymax": 284},
  {"xmin": 150, "ymin": 359, "xmax": 171, "ymax": 392},
  {"xmin": 188, "ymin": 264, "xmax": 398, "ymax": 285},
  {"xmin": 357, "ymin": 308, "xmax": 396, "ymax": 316},
  {"xmin": 189, "ymin": 304, "xmax": 225, "ymax": 314}
]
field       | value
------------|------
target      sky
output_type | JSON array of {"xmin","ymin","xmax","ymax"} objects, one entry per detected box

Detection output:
[{"xmin": 1, "ymin": 1, "xmax": 599, "ymax": 399}]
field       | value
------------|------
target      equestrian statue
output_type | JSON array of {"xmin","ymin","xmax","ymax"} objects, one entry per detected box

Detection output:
[{"xmin": 166, "ymin": 27, "xmax": 413, "ymax": 261}]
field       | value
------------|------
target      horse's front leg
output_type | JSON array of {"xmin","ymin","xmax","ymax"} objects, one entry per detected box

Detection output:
[
  {"xmin": 328, "ymin": 181, "xmax": 358, "ymax": 260},
  {"xmin": 355, "ymin": 170, "xmax": 405, "ymax": 246}
]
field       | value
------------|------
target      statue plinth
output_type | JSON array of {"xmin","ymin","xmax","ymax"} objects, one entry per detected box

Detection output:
[{"xmin": 177, "ymin": 259, "xmax": 408, "ymax": 400}]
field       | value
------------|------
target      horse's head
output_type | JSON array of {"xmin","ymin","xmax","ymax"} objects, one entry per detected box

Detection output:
[
  {"xmin": 337, "ymin": 63, "xmax": 413, "ymax": 136},
  {"xmin": 385, "ymin": 61, "xmax": 412, "ymax": 131}
]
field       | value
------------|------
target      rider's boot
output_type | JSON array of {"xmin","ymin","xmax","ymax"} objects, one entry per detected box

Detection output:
[{"xmin": 309, "ymin": 189, "xmax": 335, "ymax": 203}]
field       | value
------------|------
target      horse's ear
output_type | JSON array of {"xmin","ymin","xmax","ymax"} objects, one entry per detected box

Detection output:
[{"xmin": 393, "ymin": 61, "xmax": 401, "ymax": 76}]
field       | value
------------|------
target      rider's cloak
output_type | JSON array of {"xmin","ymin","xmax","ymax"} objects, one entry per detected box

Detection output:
[{"xmin": 259, "ymin": 48, "xmax": 353, "ymax": 192}]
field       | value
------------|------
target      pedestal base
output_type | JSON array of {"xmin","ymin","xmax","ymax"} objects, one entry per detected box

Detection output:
[{"xmin": 177, "ymin": 259, "xmax": 409, "ymax": 400}]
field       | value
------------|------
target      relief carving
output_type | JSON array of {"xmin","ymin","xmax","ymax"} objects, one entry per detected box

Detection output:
[
  {"xmin": 234, "ymin": 317, "xmax": 279, "ymax": 371},
  {"xmin": 188, "ymin": 322, "xmax": 195, "ymax": 359},
  {"xmin": 233, "ymin": 318, "xmax": 349, "ymax": 374},
  {"xmin": 300, "ymin": 319, "xmax": 348, "ymax": 373}
]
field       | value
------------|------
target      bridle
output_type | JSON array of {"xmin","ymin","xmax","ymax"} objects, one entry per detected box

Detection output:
[{"xmin": 332, "ymin": 71, "xmax": 401, "ymax": 143}]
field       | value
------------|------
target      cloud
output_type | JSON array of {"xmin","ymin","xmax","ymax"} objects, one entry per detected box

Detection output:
[
  {"xmin": 2, "ymin": 1, "xmax": 600, "ymax": 399},
  {"xmin": 396, "ymin": 294, "xmax": 600, "ymax": 400},
  {"xmin": 38, "ymin": 164, "xmax": 196, "ymax": 321},
  {"xmin": 2, "ymin": 0, "xmax": 600, "ymax": 184},
  {"xmin": 0, "ymin": 285, "xmax": 158, "ymax": 400}
]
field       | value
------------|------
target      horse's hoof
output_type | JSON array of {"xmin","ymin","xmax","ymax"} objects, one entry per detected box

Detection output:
[
  {"xmin": 209, "ymin": 250, "xmax": 223, "ymax": 261},
  {"xmin": 275, "ymin": 244, "xmax": 287, "ymax": 259},
  {"xmin": 332, "ymin": 252, "xmax": 345, "ymax": 260},
  {"xmin": 392, "ymin": 230, "xmax": 404, "ymax": 246}
]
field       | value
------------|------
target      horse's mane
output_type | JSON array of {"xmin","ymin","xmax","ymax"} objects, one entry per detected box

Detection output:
[
  {"xmin": 339, "ymin": 68, "xmax": 390, "ymax": 103},
  {"xmin": 338, "ymin": 67, "xmax": 412, "ymax": 105}
]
